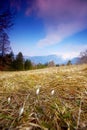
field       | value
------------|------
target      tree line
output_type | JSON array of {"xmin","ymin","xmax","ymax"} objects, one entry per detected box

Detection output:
[
  {"xmin": 0, "ymin": 49, "xmax": 87, "ymax": 71},
  {"xmin": 0, "ymin": 51, "xmax": 32, "ymax": 71},
  {"xmin": 0, "ymin": 51, "xmax": 55, "ymax": 71}
]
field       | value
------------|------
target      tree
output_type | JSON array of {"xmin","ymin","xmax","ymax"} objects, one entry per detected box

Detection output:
[
  {"xmin": 0, "ymin": 52, "xmax": 14, "ymax": 70},
  {"xmin": 0, "ymin": 9, "xmax": 14, "ymax": 56},
  {"xmin": 16, "ymin": 52, "xmax": 24, "ymax": 70},
  {"xmin": 0, "ymin": 32, "xmax": 11, "ymax": 56},
  {"xmin": 0, "ymin": 32, "xmax": 12, "ymax": 70},
  {"xmin": 67, "ymin": 60, "xmax": 72, "ymax": 65},
  {"xmin": 0, "ymin": 7, "xmax": 14, "ymax": 70},
  {"xmin": 56, "ymin": 64, "xmax": 60, "ymax": 67},
  {"xmin": 9, "ymin": 51, "xmax": 15, "ymax": 70},
  {"xmin": 0, "ymin": 9, "xmax": 13, "ymax": 32},
  {"xmin": 24, "ymin": 59, "xmax": 32, "ymax": 70},
  {"xmin": 36, "ymin": 63, "xmax": 44, "ymax": 69},
  {"xmin": 9, "ymin": 51, "xmax": 14, "ymax": 62},
  {"xmin": 48, "ymin": 61, "xmax": 55, "ymax": 67},
  {"xmin": 79, "ymin": 49, "xmax": 87, "ymax": 64}
]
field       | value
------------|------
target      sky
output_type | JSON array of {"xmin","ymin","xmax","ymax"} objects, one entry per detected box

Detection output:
[{"xmin": 1, "ymin": 0, "xmax": 87, "ymax": 59}]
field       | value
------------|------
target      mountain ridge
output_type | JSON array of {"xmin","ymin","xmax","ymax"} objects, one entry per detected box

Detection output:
[{"xmin": 24, "ymin": 54, "xmax": 79, "ymax": 64}]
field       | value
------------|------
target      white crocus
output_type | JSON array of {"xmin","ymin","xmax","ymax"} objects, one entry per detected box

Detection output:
[
  {"xmin": 84, "ymin": 90, "xmax": 87, "ymax": 95},
  {"xmin": 7, "ymin": 97, "xmax": 11, "ymax": 104},
  {"xmin": 19, "ymin": 107, "xmax": 24, "ymax": 117},
  {"xmin": 51, "ymin": 90, "xmax": 55, "ymax": 95},
  {"xmin": 36, "ymin": 88, "xmax": 40, "ymax": 95}
]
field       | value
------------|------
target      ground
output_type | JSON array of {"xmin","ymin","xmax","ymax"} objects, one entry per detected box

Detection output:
[{"xmin": 0, "ymin": 64, "xmax": 87, "ymax": 130}]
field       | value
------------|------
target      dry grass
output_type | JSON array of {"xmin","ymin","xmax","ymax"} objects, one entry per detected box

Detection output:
[{"xmin": 0, "ymin": 64, "xmax": 87, "ymax": 130}]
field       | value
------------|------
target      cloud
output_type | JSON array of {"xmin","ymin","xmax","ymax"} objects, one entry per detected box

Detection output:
[
  {"xmin": 38, "ymin": 22, "xmax": 87, "ymax": 47},
  {"xmin": 26, "ymin": 0, "xmax": 87, "ymax": 46},
  {"xmin": 54, "ymin": 44, "xmax": 87, "ymax": 59}
]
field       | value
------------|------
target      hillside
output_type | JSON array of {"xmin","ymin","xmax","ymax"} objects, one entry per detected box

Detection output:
[{"xmin": 0, "ymin": 64, "xmax": 87, "ymax": 130}]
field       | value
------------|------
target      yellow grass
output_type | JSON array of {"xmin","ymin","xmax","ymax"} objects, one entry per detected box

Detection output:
[{"xmin": 0, "ymin": 64, "xmax": 87, "ymax": 130}]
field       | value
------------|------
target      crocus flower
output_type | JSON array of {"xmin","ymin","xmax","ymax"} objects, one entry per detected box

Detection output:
[
  {"xmin": 19, "ymin": 107, "xmax": 24, "ymax": 116},
  {"xmin": 36, "ymin": 88, "xmax": 40, "ymax": 95},
  {"xmin": 51, "ymin": 90, "xmax": 55, "ymax": 95},
  {"xmin": 8, "ymin": 97, "xmax": 11, "ymax": 104}
]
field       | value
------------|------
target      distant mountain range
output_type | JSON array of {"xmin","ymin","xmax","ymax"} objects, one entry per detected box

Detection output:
[
  {"xmin": 24, "ymin": 55, "xmax": 79, "ymax": 65},
  {"xmin": 0, "ymin": 53, "xmax": 80, "ymax": 64}
]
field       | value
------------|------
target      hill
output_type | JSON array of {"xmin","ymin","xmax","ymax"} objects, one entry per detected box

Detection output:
[{"xmin": 0, "ymin": 64, "xmax": 87, "ymax": 129}]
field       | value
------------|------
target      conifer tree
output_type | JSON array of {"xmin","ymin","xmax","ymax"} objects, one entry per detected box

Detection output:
[
  {"xmin": 16, "ymin": 52, "xmax": 24, "ymax": 70},
  {"xmin": 24, "ymin": 59, "xmax": 32, "ymax": 70}
]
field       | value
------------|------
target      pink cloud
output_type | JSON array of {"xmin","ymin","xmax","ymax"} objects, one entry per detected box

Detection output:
[
  {"xmin": 36, "ymin": 0, "xmax": 87, "ymax": 24},
  {"xmin": 25, "ymin": 0, "xmax": 87, "ymax": 46},
  {"xmin": 34, "ymin": 0, "xmax": 87, "ymax": 46}
]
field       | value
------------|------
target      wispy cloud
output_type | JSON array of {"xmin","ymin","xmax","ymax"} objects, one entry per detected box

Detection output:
[
  {"xmin": 25, "ymin": 0, "xmax": 87, "ymax": 47},
  {"xmin": 38, "ymin": 22, "xmax": 87, "ymax": 47}
]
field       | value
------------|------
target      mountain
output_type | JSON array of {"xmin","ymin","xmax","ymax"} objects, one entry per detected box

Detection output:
[
  {"xmin": 24, "ymin": 55, "xmax": 79, "ymax": 65},
  {"xmin": 24, "ymin": 55, "xmax": 63, "ymax": 64},
  {"xmin": 71, "ymin": 57, "xmax": 80, "ymax": 64}
]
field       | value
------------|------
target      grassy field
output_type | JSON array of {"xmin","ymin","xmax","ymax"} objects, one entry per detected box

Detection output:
[{"xmin": 0, "ymin": 64, "xmax": 87, "ymax": 130}]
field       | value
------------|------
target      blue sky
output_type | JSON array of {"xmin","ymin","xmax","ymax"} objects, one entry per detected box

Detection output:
[{"xmin": 2, "ymin": 0, "xmax": 87, "ymax": 59}]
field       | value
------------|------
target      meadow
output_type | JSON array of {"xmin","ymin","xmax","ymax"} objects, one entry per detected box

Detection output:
[{"xmin": 0, "ymin": 64, "xmax": 87, "ymax": 130}]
